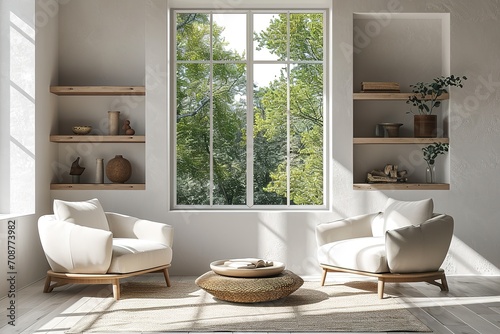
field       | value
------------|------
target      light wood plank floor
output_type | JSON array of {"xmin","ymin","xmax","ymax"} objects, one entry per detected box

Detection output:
[{"xmin": 1, "ymin": 274, "xmax": 500, "ymax": 334}]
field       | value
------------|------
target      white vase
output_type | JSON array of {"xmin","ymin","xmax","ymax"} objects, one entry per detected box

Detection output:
[
  {"xmin": 108, "ymin": 111, "xmax": 120, "ymax": 135},
  {"xmin": 95, "ymin": 158, "xmax": 104, "ymax": 183}
]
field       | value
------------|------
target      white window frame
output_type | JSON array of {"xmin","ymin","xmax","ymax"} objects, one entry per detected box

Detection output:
[{"xmin": 171, "ymin": 8, "xmax": 330, "ymax": 210}]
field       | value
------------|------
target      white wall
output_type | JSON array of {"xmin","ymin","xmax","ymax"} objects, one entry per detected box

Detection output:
[
  {"xmin": 0, "ymin": 0, "xmax": 58, "ymax": 299},
  {"xmin": 42, "ymin": 0, "xmax": 500, "ymax": 279}
]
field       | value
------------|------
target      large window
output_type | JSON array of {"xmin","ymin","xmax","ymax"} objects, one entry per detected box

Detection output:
[{"xmin": 173, "ymin": 10, "xmax": 326, "ymax": 209}]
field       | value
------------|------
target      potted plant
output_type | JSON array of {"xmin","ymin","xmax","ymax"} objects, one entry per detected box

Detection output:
[
  {"xmin": 406, "ymin": 75, "xmax": 467, "ymax": 138},
  {"xmin": 422, "ymin": 142, "xmax": 449, "ymax": 183}
]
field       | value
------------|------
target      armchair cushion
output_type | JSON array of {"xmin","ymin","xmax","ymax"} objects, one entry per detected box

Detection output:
[
  {"xmin": 106, "ymin": 212, "xmax": 174, "ymax": 247},
  {"xmin": 108, "ymin": 238, "xmax": 173, "ymax": 273},
  {"xmin": 53, "ymin": 198, "xmax": 109, "ymax": 231},
  {"xmin": 38, "ymin": 215, "xmax": 113, "ymax": 274},
  {"xmin": 315, "ymin": 213, "xmax": 379, "ymax": 247},
  {"xmin": 373, "ymin": 198, "xmax": 433, "ymax": 236},
  {"xmin": 385, "ymin": 214, "xmax": 454, "ymax": 273},
  {"xmin": 318, "ymin": 236, "xmax": 388, "ymax": 273}
]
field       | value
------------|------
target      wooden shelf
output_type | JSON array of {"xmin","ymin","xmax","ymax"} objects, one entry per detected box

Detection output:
[
  {"xmin": 50, "ymin": 84, "xmax": 146, "ymax": 191},
  {"xmin": 50, "ymin": 86, "xmax": 145, "ymax": 96},
  {"xmin": 51, "ymin": 183, "xmax": 145, "ymax": 190},
  {"xmin": 353, "ymin": 183, "xmax": 450, "ymax": 191},
  {"xmin": 50, "ymin": 135, "xmax": 145, "ymax": 143},
  {"xmin": 354, "ymin": 137, "xmax": 449, "ymax": 144},
  {"xmin": 353, "ymin": 92, "xmax": 449, "ymax": 100}
]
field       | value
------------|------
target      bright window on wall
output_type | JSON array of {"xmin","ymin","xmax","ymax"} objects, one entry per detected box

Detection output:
[
  {"xmin": 173, "ymin": 10, "xmax": 326, "ymax": 209},
  {"xmin": 0, "ymin": 6, "xmax": 36, "ymax": 216}
]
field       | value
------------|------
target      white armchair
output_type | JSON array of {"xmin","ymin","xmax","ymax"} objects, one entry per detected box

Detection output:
[
  {"xmin": 38, "ymin": 198, "xmax": 173, "ymax": 299},
  {"xmin": 316, "ymin": 198, "xmax": 453, "ymax": 298}
]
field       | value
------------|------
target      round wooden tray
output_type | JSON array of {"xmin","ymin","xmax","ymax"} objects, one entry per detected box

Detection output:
[{"xmin": 210, "ymin": 260, "xmax": 285, "ymax": 278}]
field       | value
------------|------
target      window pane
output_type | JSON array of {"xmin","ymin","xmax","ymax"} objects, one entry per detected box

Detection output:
[
  {"xmin": 253, "ymin": 14, "xmax": 286, "ymax": 61},
  {"xmin": 212, "ymin": 63, "xmax": 247, "ymax": 205},
  {"xmin": 290, "ymin": 13, "xmax": 324, "ymax": 61},
  {"xmin": 176, "ymin": 13, "xmax": 210, "ymax": 61},
  {"xmin": 176, "ymin": 63, "xmax": 210, "ymax": 205},
  {"xmin": 213, "ymin": 14, "xmax": 246, "ymax": 61},
  {"xmin": 289, "ymin": 63, "xmax": 323, "ymax": 205},
  {"xmin": 174, "ymin": 10, "xmax": 325, "ymax": 208},
  {"xmin": 253, "ymin": 64, "xmax": 288, "ymax": 205}
]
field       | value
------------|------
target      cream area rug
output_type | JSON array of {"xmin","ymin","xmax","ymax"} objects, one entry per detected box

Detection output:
[{"xmin": 67, "ymin": 279, "xmax": 430, "ymax": 333}]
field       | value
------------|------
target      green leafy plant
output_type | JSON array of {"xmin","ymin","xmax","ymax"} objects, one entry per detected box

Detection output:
[
  {"xmin": 422, "ymin": 142, "xmax": 449, "ymax": 166},
  {"xmin": 406, "ymin": 75, "xmax": 467, "ymax": 115}
]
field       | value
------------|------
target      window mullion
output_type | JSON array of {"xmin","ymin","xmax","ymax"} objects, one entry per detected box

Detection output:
[
  {"xmin": 286, "ymin": 12, "xmax": 291, "ymax": 206},
  {"xmin": 246, "ymin": 11, "xmax": 254, "ymax": 208},
  {"xmin": 209, "ymin": 13, "xmax": 214, "ymax": 207}
]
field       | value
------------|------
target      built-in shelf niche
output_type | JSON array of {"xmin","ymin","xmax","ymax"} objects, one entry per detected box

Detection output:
[
  {"xmin": 50, "ymin": 86, "xmax": 146, "ymax": 189},
  {"xmin": 352, "ymin": 12, "xmax": 451, "ymax": 190}
]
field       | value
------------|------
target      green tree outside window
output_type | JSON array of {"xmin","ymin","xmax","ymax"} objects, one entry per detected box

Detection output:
[{"xmin": 175, "ymin": 11, "xmax": 325, "ymax": 207}]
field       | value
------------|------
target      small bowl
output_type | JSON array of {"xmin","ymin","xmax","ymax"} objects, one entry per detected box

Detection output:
[
  {"xmin": 377, "ymin": 123, "xmax": 403, "ymax": 137},
  {"xmin": 72, "ymin": 126, "xmax": 92, "ymax": 135}
]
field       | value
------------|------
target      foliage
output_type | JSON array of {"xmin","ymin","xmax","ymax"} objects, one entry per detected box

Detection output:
[
  {"xmin": 254, "ymin": 13, "xmax": 324, "ymax": 205},
  {"xmin": 176, "ymin": 13, "xmax": 248, "ymax": 205},
  {"xmin": 422, "ymin": 142, "xmax": 449, "ymax": 166},
  {"xmin": 406, "ymin": 75, "xmax": 467, "ymax": 115},
  {"xmin": 175, "ymin": 12, "xmax": 324, "ymax": 206}
]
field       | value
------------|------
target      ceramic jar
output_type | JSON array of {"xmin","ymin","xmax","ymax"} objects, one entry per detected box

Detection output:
[{"xmin": 106, "ymin": 155, "xmax": 132, "ymax": 183}]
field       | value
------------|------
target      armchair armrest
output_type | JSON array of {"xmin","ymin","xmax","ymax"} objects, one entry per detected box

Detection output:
[
  {"xmin": 106, "ymin": 212, "xmax": 174, "ymax": 247},
  {"xmin": 385, "ymin": 214, "xmax": 454, "ymax": 273},
  {"xmin": 315, "ymin": 212, "xmax": 380, "ymax": 247},
  {"xmin": 38, "ymin": 215, "xmax": 112, "ymax": 274}
]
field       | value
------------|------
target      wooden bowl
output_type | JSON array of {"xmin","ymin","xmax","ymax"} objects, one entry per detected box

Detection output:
[{"xmin": 72, "ymin": 126, "xmax": 92, "ymax": 135}]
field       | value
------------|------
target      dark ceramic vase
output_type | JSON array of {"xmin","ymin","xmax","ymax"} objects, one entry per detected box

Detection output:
[
  {"xmin": 106, "ymin": 155, "xmax": 132, "ymax": 183},
  {"xmin": 414, "ymin": 115, "xmax": 437, "ymax": 138}
]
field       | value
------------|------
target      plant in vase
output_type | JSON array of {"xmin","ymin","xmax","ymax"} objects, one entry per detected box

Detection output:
[
  {"xmin": 422, "ymin": 142, "xmax": 449, "ymax": 183},
  {"xmin": 406, "ymin": 75, "xmax": 467, "ymax": 138}
]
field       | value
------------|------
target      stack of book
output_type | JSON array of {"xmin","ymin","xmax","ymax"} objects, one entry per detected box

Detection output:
[
  {"xmin": 361, "ymin": 82, "xmax": 400, "ymax": 92},
  {"xmin": 223, "ymin": 258, "xmax": 274, "ymax": 269}
]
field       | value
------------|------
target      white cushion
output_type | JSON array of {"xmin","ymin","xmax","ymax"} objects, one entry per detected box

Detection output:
[
  {"xmin": 317, "ymin": 237, "xmax": 389, "ymax": 273},
  {"xmin": 386, "ymin": 214, "xmax": 454, "ymax": 273},
  {"xmin": 372, "ymin": 198, "xmax": 433, "ymax": 236},
  {"xmin": 38, "ymin": 215, "xmax": 113, "ymax": 274},
  {"xmin": 108, "ymin": 238, "xmax": 172, "ymax": 273},
  {"xmin": 53, "ymin": 198, "xmax": 110, "ymax": 231}
]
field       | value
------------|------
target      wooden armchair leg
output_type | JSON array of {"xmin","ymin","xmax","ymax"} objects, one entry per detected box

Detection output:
[
  {"xmin": 425, "ymin": 272, "xmax": 449, "ymax": 292},
  {"xmin": 112, "ymin": 279, "xmax": 121, "ymax": 300},
  {"xmin": 163, "ymin": 267, "xmax": 171, "ymax": 287},
  {"xmin": 43, "ymin": 275, "xmax": 52, "ymax": 293},
  {"xmin": 440, "ymin": 274, "xmax": 449, "ymax": 291},
  {"xmin": 377, "ymin": 279, "xmax": 385, "ymax": 299},
  {"xmin": 320, "ymin": 268, "xmax": 328, "ymax": 286}
]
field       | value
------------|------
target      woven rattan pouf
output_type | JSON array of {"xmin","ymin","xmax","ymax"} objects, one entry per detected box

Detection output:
[{"xmin": 195, "ymin": 270, "xmax": 304, "ymax": 303}]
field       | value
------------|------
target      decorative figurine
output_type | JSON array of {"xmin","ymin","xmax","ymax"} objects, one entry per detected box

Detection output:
[
  {"xmin": 69, "ymin": 157, "xmax": 85, "ymax": 183},
  {"xmin": 122, "ymin": 120, "xmax": 135, "ymax": 135},
  {"xmin": 366, "ymin": 164, "xmax": 408, "ymax": 183}
]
